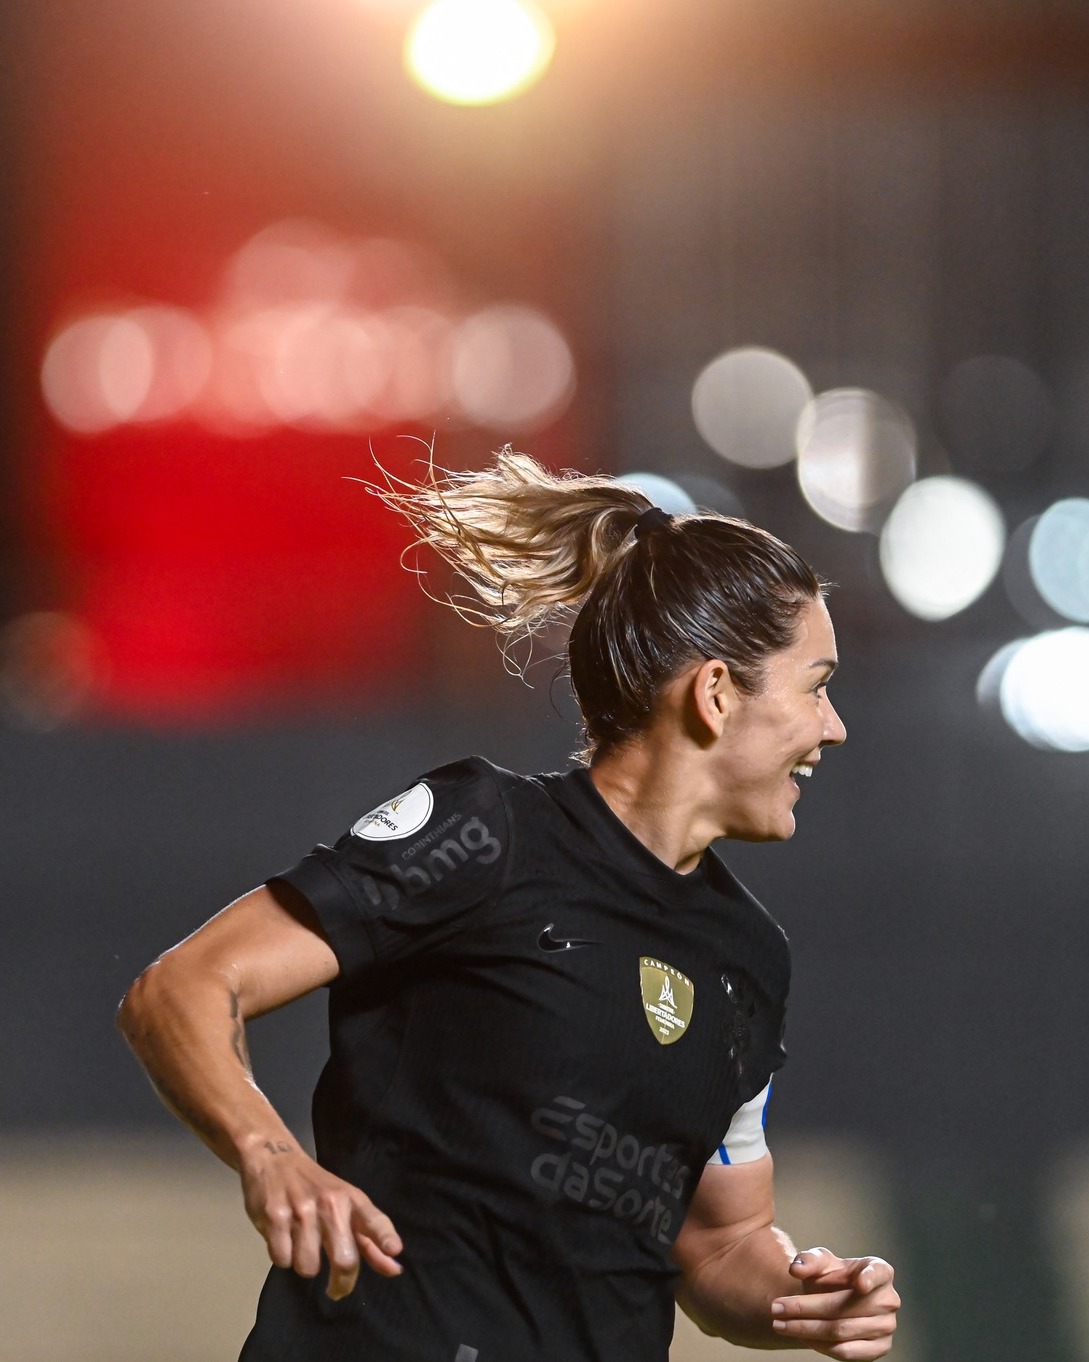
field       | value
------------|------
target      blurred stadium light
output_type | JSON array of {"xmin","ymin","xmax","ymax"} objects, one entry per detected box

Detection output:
[
  {"xmin": 404, "ymin": 0, "xmax": 556, "ymax": 105},
  {"xmin": 691, "ymin": 346, "xmax": 812, "ymax": 470},
  {"xmin": 615, "ymin": 472, "xmax": 698, "ymax": 514},
  {"xmin": 0, "ymin": 612, "xmax": 106, "ymax": 730},
  {"xmin": 879, "ymin": 476, "xmax": 1005, "ymax": 621},
  {"xmin": 1028, "ymin": 498, "xmax": 1089, "ymax": 624},
  {"xmin": 796, "ymin": 387, "xmax": 916, "ymax": 533},
  {"xmin": 982, "ymin": 628, "xmax": 1089, "ymax": 752},
  {"xmin": 41, "ymin": 223, "xmax": 576, "ymax": 439},
  {"xmin": 451, "ymin": 304, "xmax": 575, "ymax": 432}
]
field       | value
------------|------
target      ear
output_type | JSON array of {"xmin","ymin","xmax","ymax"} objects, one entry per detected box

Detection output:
[{"xmin": 690, "ymin": 658, "xmax": 737, "ymax": 740}]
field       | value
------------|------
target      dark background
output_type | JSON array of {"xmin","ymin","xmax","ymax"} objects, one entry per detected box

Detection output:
[{"xmin": 4, "ymin": 3, "xmax": 1089, "ymax": 1359}]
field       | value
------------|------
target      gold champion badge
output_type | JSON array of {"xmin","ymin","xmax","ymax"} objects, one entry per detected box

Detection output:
[{"xmin": 639, "ymin": 958, "xmax": 694, "ymax": 1046}]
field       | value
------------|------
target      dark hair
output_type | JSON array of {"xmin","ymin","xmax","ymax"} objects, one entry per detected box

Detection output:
[
  {"xmin": 568, "ymin": 515, "xmax": 823, "ymax": 754},
  {"xmin": 372, "ymin": 447, "xmax": 825, "ymax": 759}
]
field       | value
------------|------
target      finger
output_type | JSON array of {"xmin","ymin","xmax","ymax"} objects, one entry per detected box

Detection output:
[
  {"xmin": 773, "ymin": 1283, "xmax": 900, "ymax": 1322},
  {"xmin": 772, "ymin": 1312, "xmax": 898, "ymax": 1347},
  {"xmin": 317, "ymin": 1196, "xmax": 362, "ymax": 1300},
  {"xmin": 853, "ymin": 1258, "xmax": 895, "ymax": 1294},
  {"xmin": 260, "ymin": 1201, "xmax": 295, "ymax": 1271},
  {"xmin": 291, "ymin": 1198, "xmax": 323, "ymax": 1279},
  {"xmin": 790, "ymin": 1252, "xmax": 893, "ymax": 1294},
  {"xmin": 773, "ymin": 1288, "xmax": 858, "ymax": 1320},
  {"xmin": 814, "ymin": 1342, "xmax": 895, "ymax": 1361},
  {"xmin": 789, "ymin": 1247, "xmax": 841, "ymax": 1279},
  {"xmin": 350, "ymin": 1197, "xmax": 403, "ymax": 1278}
]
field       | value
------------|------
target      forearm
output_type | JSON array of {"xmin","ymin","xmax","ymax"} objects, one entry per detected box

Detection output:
[
  {"xmin": 117, "ymin": 958, "xmax": 298, "ymax": 1170},
  {"xmin": 676, "ymin": 1223, "xmax": 803, "ymax": 1349}
]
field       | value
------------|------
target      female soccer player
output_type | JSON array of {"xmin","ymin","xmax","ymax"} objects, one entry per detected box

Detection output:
[{"xmin": 119, "ymin": 450, "xmax": 899, "ymax": 1361}]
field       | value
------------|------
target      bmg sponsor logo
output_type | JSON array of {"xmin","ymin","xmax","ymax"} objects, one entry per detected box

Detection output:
[
  {"xmin": 528, "ymin": 1096, "xmax": 690, "ymax": 1245},
  {"xmin": 356, "ymin": 816, "xmax": 502, "ymax": 909}
]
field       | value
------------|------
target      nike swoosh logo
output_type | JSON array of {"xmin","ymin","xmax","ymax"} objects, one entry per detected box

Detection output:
[{"xmin": 537, "ymin": 923, "xmax": 599, "ymax": 953}]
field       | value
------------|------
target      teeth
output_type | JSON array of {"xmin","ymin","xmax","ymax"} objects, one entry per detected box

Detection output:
[{"xmin": 790, "ymin": 764, "xmax": 813, "ymax": 778}]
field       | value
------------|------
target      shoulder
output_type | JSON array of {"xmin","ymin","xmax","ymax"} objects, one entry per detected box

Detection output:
[
  {"xmin": 348, "ymin": 756, "xmax": 516, "ymax": 843},
  {"xmin": 273, "ymin": 756, "xmax": 520, "ymax": 977}
]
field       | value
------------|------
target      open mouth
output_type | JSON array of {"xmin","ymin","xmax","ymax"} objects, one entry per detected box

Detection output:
[{"xmin": 790, "ymin": 763, "xmax": 814, "ymax": 779}]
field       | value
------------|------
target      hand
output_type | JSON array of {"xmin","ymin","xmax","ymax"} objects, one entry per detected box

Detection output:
[
  {"xmin": 240, "ymin": 1141, "xmax": 403, "ymax": 1300},
  {"xmin": 771, "ymin": 1246, "xmax": 900, "ymax": 1359}
]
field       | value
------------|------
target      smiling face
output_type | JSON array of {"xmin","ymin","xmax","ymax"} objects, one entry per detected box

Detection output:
[{"xmin": 715, "ymin": 596, "xmax": 846, "ymax": 841}]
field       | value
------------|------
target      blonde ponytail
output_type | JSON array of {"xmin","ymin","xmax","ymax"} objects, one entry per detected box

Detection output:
[
  {"xmin": 371, "ymin": 446, "xmax": 652, "ymax": 639},
  {"xmin": 370, "ymin": 444, "xmax": 823, "ymax": 758}
]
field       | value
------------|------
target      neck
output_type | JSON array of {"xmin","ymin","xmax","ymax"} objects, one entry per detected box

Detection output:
[{"xmin": 588, "ymin": 737, "xmax": 722, "ymax": 875}]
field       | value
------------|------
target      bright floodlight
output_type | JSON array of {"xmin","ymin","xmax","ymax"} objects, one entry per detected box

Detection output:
[
  {"xmin": 616, "ymin": 473, "xmax": 697, "ymax": 515},
  {"xmin": 451, "ymin": 305, "xmax": 575, "ymax": 432},
  {"xmin": 1028, "ymin": 498, "xmax": 1089, "ymax": 624},
  {"xmin": 879, "ymin": 476, "xmax": 1005, "ymax": 621},
  {"xmin": 998, "ymin": 629, "xmax": 1089, "ymax": 751},
  {"xmin": 691, "ymin": 347, "xmax": 812, "ymax": 469},
  {"xmin": 796, "ymin": 388, "xmax": 916, "ymax": 532},
  {"xmin": 405, "ymin": 0, "xmax": 555, "ymax": 106}
]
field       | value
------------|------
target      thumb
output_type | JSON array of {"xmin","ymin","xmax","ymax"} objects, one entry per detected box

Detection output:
[{"xmin": 789, "ymin": 1247, "xmax": 845, "ymax": 1280}]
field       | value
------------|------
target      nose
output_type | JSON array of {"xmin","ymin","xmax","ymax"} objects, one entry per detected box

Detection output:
[{"xmin": 821, "ymin": 695, "xmax": 847, "ymax": 747}]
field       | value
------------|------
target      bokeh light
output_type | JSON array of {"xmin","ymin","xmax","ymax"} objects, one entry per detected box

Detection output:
[
  {"xmin": 977, "ymin": 638, "xmax": 1024, "ymax": 714},
  {"xmin": 42, "ymin": 307, "xmax": 213, "ymax": 432},
  {"xmin": 0, "ymin": 613, "xmax": 106, "ymax": 729},
  {"xmin": 796, "ymin": 388, "xmax": 916, "ymax": 532},
  {"xmin": 451, "ymin": 304, "xmax": 575, "ymax": 431},
  {"xmin": 991, "ymin": 629, "xmax": 1089, "ymax": 751},
  {"xmin": 42, "ymin": 313, "xmax": 154, "ymax": 433},
  {"xmin": 879, "ymin": 476, "xmax": 1005, "ymax": 620},
  {"xmin": 672, "ymin": 474, "xmax": 745, "ymax": 520},
  {"xmin": 941, "ymin": 354, "xmax": 1054, "ymax": 474},
  {"xmin": 1028, "ymin": 498, "xmax": 1089, "ymax": 623},
  {"xmin": 41, "ymin": 223, "xmax": 577, "ymax": 439},
  {"xmin": 129, "ymin": 306, "xmax": 214, "ymax": 421},
  {"xmin": 691, "ymin": 347, "xmax": 812, "ymax": 469},
  {"xmin": 405, "ymin": 0, "xmax": 556, "ymax": 106},
  {"xmin": 224, "ymin": 219, "xmax": 358, "ymax": 307},
  {"xmin": 615, "ymin": 473, "xmax": 698, "ymax": 515},
  {"xmin": 1002, "ymin": 517, "xmax": 1063, "ymax": 630}
]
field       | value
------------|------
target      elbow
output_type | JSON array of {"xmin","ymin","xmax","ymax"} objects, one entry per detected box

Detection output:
[
  {"xmin": 116, "ymin": 965, "xmax": 158, "ymax": 1053},
  {"xmin": 117, "ymin": 949, "xmax": 235, "ymax": 1054}
]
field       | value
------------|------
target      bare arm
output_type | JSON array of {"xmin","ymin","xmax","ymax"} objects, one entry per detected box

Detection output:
[
  {"xmin": 673, "ymin": 1157, "xmax": 899, "ymax": 1358},
  {"xmin": 117, "ymin": 883, "xmax": 402, "ymax": 1298}
]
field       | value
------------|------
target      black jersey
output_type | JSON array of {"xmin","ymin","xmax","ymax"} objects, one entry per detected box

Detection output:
[{"xmin": 240, "ymin": 757, "xmax": 790, "ymax": 1362}]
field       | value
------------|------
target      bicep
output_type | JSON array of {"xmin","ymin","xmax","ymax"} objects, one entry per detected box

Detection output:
[
  {"xmin": 154, "ymin": 882, "xmax": 340, "ymax": 1016},
  {"xmin": 672, "ymin": 1155, "xmax": 777, "ymax": 1277}
]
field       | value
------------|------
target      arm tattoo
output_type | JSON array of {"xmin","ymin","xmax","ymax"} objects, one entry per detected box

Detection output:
[{"xmin": 264, "ymin": 1140, "xmax": 295, "ymax": 1155}]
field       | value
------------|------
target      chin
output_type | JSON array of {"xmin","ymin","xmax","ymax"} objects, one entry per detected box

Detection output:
[{"xmin": 733, "ymin": 817, "xmax": 796, "ymax": 844}]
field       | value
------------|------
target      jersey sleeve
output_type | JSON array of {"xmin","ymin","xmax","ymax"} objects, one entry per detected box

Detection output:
[
  {"xmin": 706, "ymin": 1081, "xmax": 772, "ymax": 1166},
  {"xmin": 267, "ymin": 757, "xmax": 509, "ymax": 984}
]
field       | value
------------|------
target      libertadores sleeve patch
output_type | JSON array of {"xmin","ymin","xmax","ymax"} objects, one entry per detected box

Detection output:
[{"xmin": 350, "ymin": 783, "xmax": 435, "ymax": 840}]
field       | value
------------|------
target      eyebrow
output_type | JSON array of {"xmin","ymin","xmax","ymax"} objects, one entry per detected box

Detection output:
[{"xmin": 808, "ymin": 658, "xmax": 838, "ymax": 676}]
